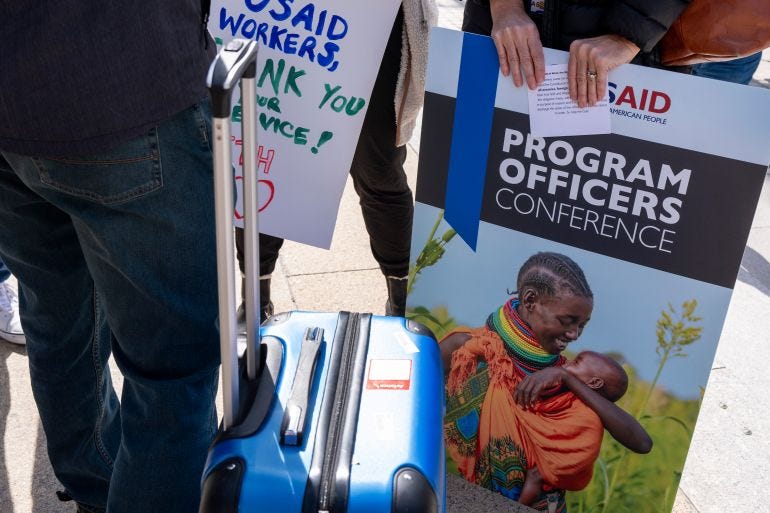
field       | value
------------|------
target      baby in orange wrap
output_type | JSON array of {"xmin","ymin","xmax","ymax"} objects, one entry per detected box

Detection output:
[{"xmin": 513, "ymin": 350, "xmax": 649, "ymax": 507}]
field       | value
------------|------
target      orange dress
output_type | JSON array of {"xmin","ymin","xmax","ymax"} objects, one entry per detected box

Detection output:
[{"xmin": 444, "ymin": 326, "xmax": 603, "ymax": 509}]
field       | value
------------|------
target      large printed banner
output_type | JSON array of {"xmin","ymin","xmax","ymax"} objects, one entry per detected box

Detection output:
[
  {"xmin": 210, "ymin": 0, "xmax": 399, "ymax": 247},
  {"xmin": 408, "ymin": 28, "xmax": 770, "ymax": 512}
]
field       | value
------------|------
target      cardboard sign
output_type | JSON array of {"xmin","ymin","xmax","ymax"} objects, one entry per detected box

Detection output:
[
  {"xmin": 408, "ymin": 27, "xmax": 770, "ymax": 513},
  {"xmin": 209, "ymin": 0, "xmax": 400, "ymax": 248}
]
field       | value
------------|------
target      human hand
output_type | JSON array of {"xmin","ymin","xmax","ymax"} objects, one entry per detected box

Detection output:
[
  {"xmin": 489, "ymin": 0, "xmax": 545, "ymax": 90},
  {"xmin": 568, "ymin": 34, "xmax": 640, "ymax": 108},
  {"xmin": 513, "ymin": 367, "xmax": 566, "ymax": 408}
]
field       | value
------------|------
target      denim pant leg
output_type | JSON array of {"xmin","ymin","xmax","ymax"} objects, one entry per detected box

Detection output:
[
  {"xmin": 691, "ymin": 52, "xmax": 763, "ymax": 85},
  {"xmin": 0, "ymin": 156, "xmax": 119, "ymax": 509},
  {"xmin": 0, "ymin": 99, "xmax": 220, "ymax": 513},
  {"xmin": 350, "ymin": 9, "xmax": 412, "ymax": 278}
]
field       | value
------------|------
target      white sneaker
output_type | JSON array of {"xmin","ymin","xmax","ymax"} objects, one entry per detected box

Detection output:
[{"xmin": 0, "ymin": 281, "xmax": 25, "ymax": 345}]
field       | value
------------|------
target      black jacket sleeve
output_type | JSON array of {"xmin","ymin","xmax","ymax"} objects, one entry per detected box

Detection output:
[{"xmin": 602, "ymin": 0, "xmax": 691, "ymax": 53}]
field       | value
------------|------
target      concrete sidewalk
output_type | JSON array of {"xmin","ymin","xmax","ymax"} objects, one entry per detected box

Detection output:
[{"xmin": 2, "ymin": 2, "xmax": 769, "ymax": 512}]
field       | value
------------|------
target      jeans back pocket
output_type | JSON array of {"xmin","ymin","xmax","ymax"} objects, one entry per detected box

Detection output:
[{"xmin": 36, "ymin": 128, "xmax": 162, "ymax": 205}]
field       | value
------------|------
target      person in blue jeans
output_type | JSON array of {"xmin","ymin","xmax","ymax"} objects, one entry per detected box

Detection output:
[
  {"xmin": 0, "ymin": 3, "xmax": 219, "ymax": 513},
  {"xmin": 692, "ymin": 52, "xmax": 763, "ymax": 85},
  {"xmin": 0, "ymin": 258, "xmax": 25, "ymax": 345}
]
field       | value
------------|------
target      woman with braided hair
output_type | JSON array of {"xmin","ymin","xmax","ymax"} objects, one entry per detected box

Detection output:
[{"xmin": 442, "ymin": 251, "xmax": 651, "ymax": 511}]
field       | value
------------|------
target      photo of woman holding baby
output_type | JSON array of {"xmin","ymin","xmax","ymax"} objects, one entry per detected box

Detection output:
[
  {"xmin": 439, "ymin": 252, "xmax": 651, "ymax": 512},
  {"xmin": 408, "ymin": 191, "xmax": 722, "ymax": 513}
]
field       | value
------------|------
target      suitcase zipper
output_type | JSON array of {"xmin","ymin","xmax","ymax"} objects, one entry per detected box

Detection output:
[{"xmin": 317, "ymin": 313, "xmax": 361, "ymax": 513}]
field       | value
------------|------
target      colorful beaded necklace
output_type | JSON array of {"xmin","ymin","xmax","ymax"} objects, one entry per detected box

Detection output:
[{"xmin": 486, "ymin": 298, "xmax": 565, "ymax": 377}]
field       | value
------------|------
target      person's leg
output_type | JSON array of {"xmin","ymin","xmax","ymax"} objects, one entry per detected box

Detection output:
[
  {"xmin": 0, "ymin": 154, "xmax": 118, "ymax": 510},
  {"xmin": 236, "ymin": 228, "xmax": 284, "ymax": 322},
  {"xmin": 350, "ymin": 8, "xmax": 412, "ymax": 316},
  {"xmin": 1, "ymin": 98, "xmax": 220, "ymax": 513},
  {"xmin": 691, "ymin": 52, "xmax": 763, "ymax": 85}
]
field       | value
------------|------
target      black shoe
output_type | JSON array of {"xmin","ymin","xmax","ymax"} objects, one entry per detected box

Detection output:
[
  {"xmin": 238, "ymin": 277, "xmax": 274, "ymax": 325},
  {"xmin": 261, "ymin": 300, "xmax": 274, "ymax": 323},
  {"xmin": 56, "ymin": 491, "xmax": 106, "ymax": 513},
  {"xmin": 237, "ymin": 300, "xmax": 273, "ymax": 325},
  {"xmin": 77, "ymin": 505, "xmax": 106, "ymax": 513},
  {"xmin": 259, "ymin": 277, "xmax": 273, "ymax": 323},
  {"xmin": 385, "ymin": 276, "xmax": 407, "ymax": 317}
]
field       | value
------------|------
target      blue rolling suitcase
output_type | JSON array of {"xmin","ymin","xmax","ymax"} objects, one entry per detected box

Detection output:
[{"xmin": 200, "ymin": 39, "xmax": 446, "ymax": 513}]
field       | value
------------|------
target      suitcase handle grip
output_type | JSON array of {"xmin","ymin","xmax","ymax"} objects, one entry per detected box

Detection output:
[
  {"xmin": 207, "ymin": 39, "xmax": 258, "ymax": 118},
  {"xmin": 281, "ymin": 327, "xmax": 324, "ymax": 446}
]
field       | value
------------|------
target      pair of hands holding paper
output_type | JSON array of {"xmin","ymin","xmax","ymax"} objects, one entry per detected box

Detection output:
[{"xmin": 490, "ymin": 0, "xmax": 640, "ymax": 107}]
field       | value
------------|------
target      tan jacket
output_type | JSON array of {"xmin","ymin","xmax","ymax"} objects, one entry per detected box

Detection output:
[{"xmin": 396, "ymin": 0, "xmax": 438, "ymax": 146}]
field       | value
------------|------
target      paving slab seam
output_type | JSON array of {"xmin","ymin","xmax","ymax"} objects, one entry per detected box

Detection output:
[
  {"xmin": 678, "ymin": 488, "xmax": 699, "ymax": 513},
  {"xmin": 281, "ymin": 267, "xmax": 381, "ymax": 278}
]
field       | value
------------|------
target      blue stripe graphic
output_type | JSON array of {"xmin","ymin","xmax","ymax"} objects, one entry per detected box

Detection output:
[{"xmin": 444, "ymin": 33, "xmax": 499, "ymax": 251}]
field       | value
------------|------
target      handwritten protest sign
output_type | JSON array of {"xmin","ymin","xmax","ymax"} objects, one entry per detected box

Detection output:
[
  {"xmin": 408, "ymin": 28, "xmax": 770, "ymax": 513},
  {"xmin": 209, "ymin": 0, "xmax": 400, "ymax": 248}
]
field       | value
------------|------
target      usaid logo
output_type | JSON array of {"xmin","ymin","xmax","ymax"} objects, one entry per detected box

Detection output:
[
  {"xmin": 608, "ymin": 82, "xmax": 671, "ymax": 125},
  {"xmin": 608, "ymin": 82, "xmax": 671, "ymax": 114}
]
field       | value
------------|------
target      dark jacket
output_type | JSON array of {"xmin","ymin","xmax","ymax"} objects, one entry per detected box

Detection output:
[
  {"xmin": 463, "ymin": 0, "xmax": 691, "ymax": 66},
  {"xmin": 0, "ymin": 2, "xmax": 216, "ymax": 157}
]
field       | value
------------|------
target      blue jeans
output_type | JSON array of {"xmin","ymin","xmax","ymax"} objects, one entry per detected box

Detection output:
[
  {"xmin": 0, "ymin": 99, "xmax": 220, "ymax": 513},
  {"xmin": 692, "ymin": 52, "xmax": 763, "ymax": 85}
]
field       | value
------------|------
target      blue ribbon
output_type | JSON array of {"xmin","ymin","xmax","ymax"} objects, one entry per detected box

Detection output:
[{"xmin": 444, "ymin": 33, "xmax": 499, "ymax": 251}]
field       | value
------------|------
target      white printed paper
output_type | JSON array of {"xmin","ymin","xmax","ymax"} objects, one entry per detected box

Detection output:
[{"xmin": 528, "ymin": 64, "xmax": 610, "ymax": 137}]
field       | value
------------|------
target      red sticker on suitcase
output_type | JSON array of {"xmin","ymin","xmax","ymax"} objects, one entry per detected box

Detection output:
[{"xmin": 366, "ymin": 359, "xmax": 412, "ymax": 390}]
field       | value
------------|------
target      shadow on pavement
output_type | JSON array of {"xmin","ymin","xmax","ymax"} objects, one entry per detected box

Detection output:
[
  {"xmin": 751, "ymin": 76, "xmax": 770, "ymax": 89},
  {"xmin": 738, "ymin": 245, "xmax": 770, "ymax": 297},
  {"xmin": 32, "ymin": 419, "xmax": 67, "ymax": 512},
  {"xmin": 1, "ymin": 342, "xmax": 67, "ymax": 513},
  {"xmin": 0, "ymin": 343, "xmax": 23, "ymax": 513}
]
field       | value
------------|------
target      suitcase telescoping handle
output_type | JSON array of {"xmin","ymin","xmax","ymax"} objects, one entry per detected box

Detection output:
[
  {"xmin": 207, "ymin": 39, "xmax": 260, "ymax": 430},
  {"xmin": 280, "ymin": 327, "xmax": 324, "ymax": 446}
]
